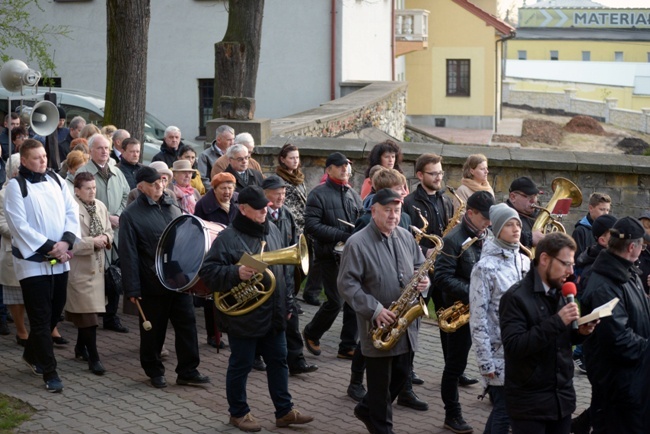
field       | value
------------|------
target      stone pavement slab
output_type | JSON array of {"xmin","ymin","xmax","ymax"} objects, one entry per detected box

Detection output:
[{"xmin": 0, "ymin": 298, "xmax": 592, "ymax": 433}]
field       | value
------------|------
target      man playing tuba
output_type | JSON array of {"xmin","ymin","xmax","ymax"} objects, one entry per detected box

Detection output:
[
  {"xmin": 200, "ymin": 185, "xmax": 313, "ymax": 432},
  {"xmin": 506, "ymin": 177, "xmax": 544, "ymax": 248}
]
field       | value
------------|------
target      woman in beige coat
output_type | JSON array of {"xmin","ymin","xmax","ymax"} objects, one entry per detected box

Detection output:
[{"xmin": 65, "ymin": 172, "xmax": 113, "ymax": 375}]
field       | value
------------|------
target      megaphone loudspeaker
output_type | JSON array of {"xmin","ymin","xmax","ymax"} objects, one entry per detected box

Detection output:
[
  {"xmin": 0, "ymin": 60, "xmax": 41, "ymax": 92},
  {"xmin": 18, "ymin": 101, "xmax": 59, "ymax": 137}
]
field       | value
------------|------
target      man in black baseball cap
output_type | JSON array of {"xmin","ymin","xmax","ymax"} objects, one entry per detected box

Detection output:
[
  {"xmin": 432, "ymin": 189, "xmax": 494, "ymax": 433},
  {"xmin": 581, "ymin": 216, "xmax": 650, "ymax": 432},
  {"xmin": 120, "ymin": 161, "xmax": 209, "ymax": 390},
  {"xmin": 200, "ymin": 186, "xmax": 314, "ymax": 431},
  {"xmin": 325, "ymin": 152, "xmax": 350, "ymax": 168},
  {"xmin": 466, "ymin": 190, "xmax": 494, "ymax": 219},
  {"xmin": 507, "ymin": 176, "xmax": 543, "ymax": 248}
]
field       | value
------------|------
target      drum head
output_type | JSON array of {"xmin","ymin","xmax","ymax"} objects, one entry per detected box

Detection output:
[{"xmin": 156, "ymin": 215, "xmax": 218, "ymax": 292}]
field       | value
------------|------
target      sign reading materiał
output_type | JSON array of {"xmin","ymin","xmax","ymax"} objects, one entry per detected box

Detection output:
[{"xmin": 519, "ymin": 8, "xmax": 650, "ymax": 29}]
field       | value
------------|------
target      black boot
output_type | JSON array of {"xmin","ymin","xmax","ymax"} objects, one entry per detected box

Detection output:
[
  {"xmin": 347, "ymin": 371, "xmax": 366, "ymax": 402},
  {"xmin": 397, "ymin": 375, "xmax": 428, "ymax": 411}
]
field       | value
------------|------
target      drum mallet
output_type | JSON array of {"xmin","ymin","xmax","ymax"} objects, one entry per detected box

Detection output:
[{"xmin": 134, "ymin": 299, "xmax": 152, "ymax": 331}]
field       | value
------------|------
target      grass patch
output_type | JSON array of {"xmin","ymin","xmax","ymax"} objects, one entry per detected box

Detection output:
[{"xmin": 0, "ymin": 394, "xmax": 35, "ymax": 432}]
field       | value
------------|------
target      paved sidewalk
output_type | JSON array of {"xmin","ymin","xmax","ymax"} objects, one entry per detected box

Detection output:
[{"xmin": 0, "ymin": 298, "xmax": 592, "ymax": 433}]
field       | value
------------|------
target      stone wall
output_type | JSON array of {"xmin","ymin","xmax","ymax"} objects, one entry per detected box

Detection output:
[
  {"xmin": 255, "ymin": 136, "xmax": 650, "ymax": 229},
  {"xmin": 269, "ymin": 81, "xmax": 407, "ymax": 140},
  {"xmin": 503, "ymin": 81, "xmax": 650, "ymax": 134}
]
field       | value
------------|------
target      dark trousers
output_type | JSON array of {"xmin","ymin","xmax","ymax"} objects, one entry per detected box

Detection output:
[
  {"xmin": 304, "ymin": 258, "xmax": 357, "ymax": 352},
  {"xmin": 592, "ymin": 393, "xmax": 644, "ymax": 434},
  {"xmin": 510, "ymin": 414, "xmax": 571, "ymax": 434},
  {"xmin": 485, "ymin": 386, "xmax": 510, "ymax": 434},
  {"xmin": 302, "ymin": 241, "xmax": 321, "ymax": 300},
  {"xmin": 440, "ymin": 323, "xmax": 472, "ymax": 418},
  {"xmin": 103, "ymin": 291, "xmax": 120, "ymax": 324},
  {"xmin": 355, "ymin": 352, "xmax": 410, "ymax": 434},
  {"xmin": 227, "ymin": 330, "xmax": 292, "ymax": 419},
  {"xmin": 203, "ymin": 299, "xmax": 218, "ymax": 340},
  {"xmin": 286, "ymin": 310, "xmax": 305, "ymax": 368},
  {"xmin": 21, "ymin": 272, "xmax": 68, "ymax": 381},
  {"xmin": 138, "ymin": 292, "xmax": 200, "ymax": 379}
]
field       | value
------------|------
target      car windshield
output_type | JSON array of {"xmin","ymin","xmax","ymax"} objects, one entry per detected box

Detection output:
[{"xmin": 144, "ymin": 112, "xmax": 168, "ymax": 142}]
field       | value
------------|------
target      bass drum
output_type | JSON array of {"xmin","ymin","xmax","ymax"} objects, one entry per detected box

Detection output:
[{"xmin": 155, "ymin": 215, "xmax": 225, "ymax": 298}]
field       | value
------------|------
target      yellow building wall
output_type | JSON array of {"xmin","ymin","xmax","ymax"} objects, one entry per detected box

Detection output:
[
  {"xmin": 507, "ymin": 40, "xmax": 650, "ymax": 62},
  {"xmin": 406, "ymin": 0, "xmax": 500, "ymax": 117}
]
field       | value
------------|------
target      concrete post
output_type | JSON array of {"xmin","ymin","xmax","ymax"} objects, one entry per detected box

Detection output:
[
  {"xmin": 642, "ymin": 108, "xmax": 650, "ymax": 134},
  {"xmin": 605, "ymin": 98, "xmax": 618, "ymax": 124},
  {"xmin": 564, "ymin": 88, "xmax": 577, "ymax": 113}
]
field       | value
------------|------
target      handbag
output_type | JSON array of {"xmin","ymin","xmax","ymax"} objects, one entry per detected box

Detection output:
[{"xmin": 105, "ymin": 258, "xmax": 123, "ymax": 296}]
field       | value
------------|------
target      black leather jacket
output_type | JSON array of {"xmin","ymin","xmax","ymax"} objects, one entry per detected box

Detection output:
[
  {"xmin": 432, "ymin": 217, "xmax": 485, "ymax": 307},
  {"xmin": 304, "ymin": 178, "xmax": 362, "ymax": 261},
  {"xmin": 582, "ymin": 249, "xmax": 650, "ymax": 405}
]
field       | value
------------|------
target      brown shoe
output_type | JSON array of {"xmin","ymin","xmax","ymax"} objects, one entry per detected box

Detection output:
[
  {"xmin": 303, "ymin": 327, "xmax": 321, "ymax": 356},
  {"xmin": 337, "ymin": 349, "xmax": 355, "ymax": 360},
  {"xmin": 276, "ymin": 409, "xmax": 314, "ymax": 427},
  {"xmin": 230, "ymin": 412, "xmax": 261, "ymax": 432}
]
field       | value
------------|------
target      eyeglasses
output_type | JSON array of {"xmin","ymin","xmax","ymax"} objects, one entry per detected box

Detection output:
[
  {"xmin": 550, "ymin": 256, "xmax": 574, "ymax": 269},
  {"xmin": 231, "ymin": 156, "xmax": 250, "ymax": 162},
  {"xmin": 424, "ymin": 171, "xmax": 445, "ymax": 178}
]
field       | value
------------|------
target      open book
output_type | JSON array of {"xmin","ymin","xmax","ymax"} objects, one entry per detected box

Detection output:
[{"xmin": 577, "ymin": 297, "xmax": 619, "ymax": 326}]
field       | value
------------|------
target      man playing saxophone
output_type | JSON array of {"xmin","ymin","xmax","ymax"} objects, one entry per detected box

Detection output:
[
  {"xmin": 338, "ymin": 189, "xmax": 429, "ymax": 434},
  {"xmin": 433, "ymin": 191, "xmax": 494, "ymax": 434},
  {"xmin": 200, "ymin": 186, "xmax": 313, "ymax": 432}
]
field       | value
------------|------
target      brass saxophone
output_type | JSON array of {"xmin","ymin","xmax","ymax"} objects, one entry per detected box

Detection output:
[
  {"xmin": 411, "ymin": 206, "xmax": 428, "ymax": 244},
  {"xmin": 437, "ymin": 301, "xmax": 470, "ymax": 333},
  {"xmin": 442, "ymin": 186, "xmax": 464, "ymax": 237},
  {"xmin": 436, "ymin": 235, "xmax": 480, "ymax": 333},
  {"xmin": 371, "ymin": 230, "xmax": 444, "ymax": 351}
]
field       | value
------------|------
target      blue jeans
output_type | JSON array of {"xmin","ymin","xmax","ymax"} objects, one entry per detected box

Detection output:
[
  {"xmin": 485, "ymin": 386, "xmax": 510, "ymax": 434},
  {"xmin": 227, "ymin": 330, "xmax": 293, "ymax": 419}
]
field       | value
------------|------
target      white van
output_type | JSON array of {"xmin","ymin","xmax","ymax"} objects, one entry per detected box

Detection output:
[{"xmin": 0, "ymin": 87, "xmax": 201, "ymax": 163}]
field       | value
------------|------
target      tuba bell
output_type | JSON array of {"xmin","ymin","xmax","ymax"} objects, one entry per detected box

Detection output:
[
  {"xmin": 214, "ymin": 234, "xmax": 309, "ymax": 316},
  {"xmin": 530, "ymin": 177, "xmax": 582, "ymax": 255}
]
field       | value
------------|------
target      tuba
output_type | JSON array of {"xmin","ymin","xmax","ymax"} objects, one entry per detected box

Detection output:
[
  {"xmin": 214, "ymin": 234, "xmax": 309, "ymax": 316},
  {"xmin": 371, "ymin": 229, "xmax": 444, "ymax": 351},
  {"xmin": 530, "ymin": 177, "xmax": 582, "ymax": 255}
]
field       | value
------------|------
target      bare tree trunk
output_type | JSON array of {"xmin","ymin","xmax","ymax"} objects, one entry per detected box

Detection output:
[
  {"xmin": 213, "ymin": 0, "xmax": 265, "ymax": 120},
  {"xmin": 105, "ymin": 0, "xmax": 150, "ymax": 146}
]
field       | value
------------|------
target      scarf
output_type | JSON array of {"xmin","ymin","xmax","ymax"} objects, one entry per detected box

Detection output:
[
  {"xmin": 276, "ymin": 166, "xmax": 305, "ymax": 186},
  {"xmin": 18, "ymin": 165, "xmax": 48, "ymax": 183},
  {"xmin": 494, "ymin": 237, "xmax": 519, "ymax": 251},
  {"xmin": 93, "ymin": 161, "xmax": 112, "ymax": 182},
  {"xmin": 232, "ymin": 211, "xmax": 269, "ymax": 239},
  {"xmin": 79, "ymin": 199, "xmax": 103, "ymax": 238},
  {"xmin": 219, "ymin": 199, "xmax": 231, "ymax": 214},
  {"xmin": 461, "ymin": 177, "xmax": 493, "ymax": 193},
  {"xmin": 174, "ymin": 183, "xmax": 197, "ymax": 214}
]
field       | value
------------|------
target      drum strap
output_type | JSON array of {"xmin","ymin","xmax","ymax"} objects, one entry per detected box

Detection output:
[{"xmin": 234, "ymin": 231, "xmax": 261, "ymax": 256}]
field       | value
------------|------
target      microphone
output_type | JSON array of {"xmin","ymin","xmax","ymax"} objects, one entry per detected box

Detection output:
[{"xmin": 561, "ymin": 282, "xmax": 578, "ymax": 330}]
